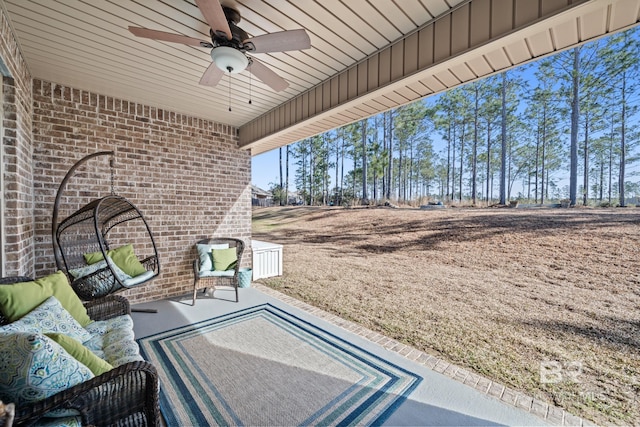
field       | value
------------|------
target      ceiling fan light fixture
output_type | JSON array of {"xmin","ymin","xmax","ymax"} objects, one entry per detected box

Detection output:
[{"xmin": 211, "ymin": 46, "xmax": 248, "ymax": 73}]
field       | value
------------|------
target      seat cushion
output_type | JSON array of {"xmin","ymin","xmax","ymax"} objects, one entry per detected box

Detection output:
[
  {"xmin": 70, "ymin": 258, "xmax": 131, "ymax": 283},
  {"xmin": 198, "ymin": 270, "xmax": 235, "ymax": 278},
  {"xmin": 84, "ymin": 314, "xmax": 143, "ymax": 367},
  {"xmin": 123, "ymin": 270, "xmax": 154, "ymax": 287}
]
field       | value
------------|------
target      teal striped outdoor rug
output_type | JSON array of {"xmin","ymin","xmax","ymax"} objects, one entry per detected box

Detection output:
[{"xmin": 138, "ymin": 303, "xmax": 422, "ymax": 426}]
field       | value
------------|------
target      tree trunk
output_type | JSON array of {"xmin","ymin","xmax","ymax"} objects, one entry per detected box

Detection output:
[
  {"xmin": 279, "ymin": 146, "xmax": 284, "ymax": 206},
  {"xmin": 569, "ymin": 47, "xmax": 580, "ymax": 206},
  {"xmin": 541, "ymin": 106, "xmax": 547, "ymax": 204},
  {"xmin": 582, "ymin": 112, "xmax": 589, "ymax": 206},
  {"xmin": 386, "ymin": 111, "xmax": 394, "ymax": 200},
  {"xmin": 472, "ymin": 85, "xmax": 479, "ymax": 205},
  {"xmin": 608, "ymin": 115, "xmax": 614, "ymax": 204},
  {"xmin": 285, "ymin": 145, "xmax": 289, "ymax": 205},
  {"xmin": 340, "ymin": 130, "xmax": 345, "ymax": 203},
  {"xmin": 451, "ymin": 123, "xmax": 456, "ymax": 201},
  {"xmin": 619, "ymin": 72, "xmax": 627, "ymax": 207},
  {"xmin": 500, "ymin": 72, "xmax": 507, "ymax": 205},
  {"xmin": 459, "ymin": 124, "xmax": 465, "ymax": 203},
  {"xmin": 486, "ymin": 122, "xmax": 491, "ymax": 204},
  {"xmin": 447, "ymin": 121, "xmax": 452, "ymax": 202},
  {"xmin": 361, "ymin": 119, "xmax": 369, "ymax": 204},
  {"xmin": 309, "ymin": 148, "xmax": 314, "ymax": 205},
  {"xmin": 335, "ymin": 132, "xmax": 339, "ymax": 205}
]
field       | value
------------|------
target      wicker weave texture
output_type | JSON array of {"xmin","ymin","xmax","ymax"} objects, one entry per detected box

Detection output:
[
  {"xmin": 0, "ymin": 277, "xmax": 160, "ymax": 426},
  {"xmin": 192, "ymin": 237, "xmax": 244, "ymax": 305}
]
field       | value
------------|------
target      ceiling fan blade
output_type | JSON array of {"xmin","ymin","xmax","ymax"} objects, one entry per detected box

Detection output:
[
  {"xmin": 199, "ymin": 63, "xmax": 224, "ymax": 86},
  {"xmin": 195, "ymin": 0, "xmax": 232, "ymax": 40},
  {"xmin": 249, "ymin": 59, "xmax": 289, "ymax": 92},
  {"xmin": 128, "ymin": 27, "xmax": 205, "ymax": 47},
  {"xmin": 244, "ymin": 29, "xmax": 311, "ymax": 53}
]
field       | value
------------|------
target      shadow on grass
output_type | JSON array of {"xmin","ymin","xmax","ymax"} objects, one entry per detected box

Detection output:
[
  {"xmin": 519, "ymin": 316, "xmax": 640, "ymax": 350},
  {"xmin": 254, "ymin": 207, "xmax": 640, "ymax": 256}
]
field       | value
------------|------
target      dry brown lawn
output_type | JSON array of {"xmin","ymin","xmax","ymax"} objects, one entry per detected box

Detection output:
[{"xmin": 252, "ymin": 206, "xmax": 640, "ymax": 425}]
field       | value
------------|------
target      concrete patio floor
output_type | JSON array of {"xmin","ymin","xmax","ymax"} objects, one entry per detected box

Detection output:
[{"xmin": 132, "ymin": 284, "xmax": 586, "ymax": 426}]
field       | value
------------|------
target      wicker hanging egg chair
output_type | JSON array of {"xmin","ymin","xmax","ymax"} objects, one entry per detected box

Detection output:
[{"xmin": 52, "ymin": 151, "xmax": 160, "ymax": 301}]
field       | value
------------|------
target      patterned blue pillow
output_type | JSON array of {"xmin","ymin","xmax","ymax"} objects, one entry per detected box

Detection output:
[
  {"xmin": 0, "ymin": 333, "xmax": 94, "ymax": 409},
  {"xmin": 0, "ymin": 296, "xmax": 92, "ymax": 343}
]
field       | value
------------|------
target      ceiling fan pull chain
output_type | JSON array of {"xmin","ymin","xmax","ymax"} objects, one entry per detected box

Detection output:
[
  {"xmin": 228, "ymin": 71, "xmax": 232, "ymax": 112},
  {"xmin": 249, "ymin": 65, "xmax": 253, "ymax": 105}
]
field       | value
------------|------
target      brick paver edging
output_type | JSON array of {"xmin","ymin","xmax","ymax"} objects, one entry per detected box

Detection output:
[{"xmin": 253, "ymin": 283, "xmax": 592, "ymax": 426}]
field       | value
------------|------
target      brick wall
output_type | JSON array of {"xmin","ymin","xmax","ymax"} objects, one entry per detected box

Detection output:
[
  {"xmin": 32, "ymin": 79, "xmax": 252, "ymax": 303},
  {"xmin": 0, "ymin": 6, "xmax": 34, "ymax": 277}
]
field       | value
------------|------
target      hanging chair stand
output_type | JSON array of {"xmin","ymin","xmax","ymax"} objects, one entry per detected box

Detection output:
[{"xmin": 52, "ymin": 151, "xmax": 160, "ymax": 305}]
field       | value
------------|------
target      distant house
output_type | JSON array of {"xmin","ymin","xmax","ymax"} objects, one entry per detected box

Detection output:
[
  {"xmin": 252, "ymin": 185, "xmax": 273, "ymax": 207},
  {"xmin": 287, "ymin": 191, "xmax": 304, "ymax": 205}
]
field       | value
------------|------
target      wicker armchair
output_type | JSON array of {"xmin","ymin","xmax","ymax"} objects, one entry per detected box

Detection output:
[
  {"xmin": 193, "ymin": 237, "xmax": 244, "ymax": 305},
  {"xmin": 0, "ymin": 276, "xmax": 160, "ymax": 427}
]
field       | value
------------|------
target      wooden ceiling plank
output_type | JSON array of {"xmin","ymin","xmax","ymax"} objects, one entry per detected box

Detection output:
[
  {"xmin": 329, "ymin": 1, "xmax": 389, "ymax": 47},
  {"xmin": 527, "ymin": 30, "xmax": 554, "ymax": 57},
  {"xmin": 383, "ymin": 90, "xmax": 410, "ymax": 105},
  {"xmin": 552, "ymin": 20, "xmax": 580, "ymax": 50},
  {"xmin": 394, "ymin": 85, "xmax": 421, "ymax": 101},
  {"xmin": 465, "ymin": 56, "xmax": 493, "ymax": 77},
  {"xmin": 420, "ymin": 0, "xmax": 450, "ymax": 18},
  {"xmin": 580, "ymin": 7, "xmax": 608, "ymax": 41},
  {"xmin": 8, "ymin": 3, "xmax": 209, "ymax": 68},
  {"xmin": 394, "ymin": 0, "xmax": 432, "ymax": 25},
  {"xmin": 420, "ymin": 75, "xmax": 447, "ymax": 92},
  {"xmin": 369, "ymin": 0, "xmax": 417, "ymax": 34},
  {"xmin": 434, "ymin": 69, "xmax": 461, "ymax": 87},
  {"xmin": 448, "ymin": 63, "xmax": 476, "ymax": 83},
  {"xmin": 609, "ymin": 0, "xmax": 640, "ymax": 31},
  {"xmin": 483, "ymin": 49, "xmax": 511, "ymax": 70},
  {"xmin": 406, "ymin": 80, "xmax": 433, "ymax": 96},
  {"xmin": 503, "ymin": 39, "xmax": 532, "ymax": 65},
  {"xmin": 343, "ymin": 0, "xmax": 401, "ymax": 42}
]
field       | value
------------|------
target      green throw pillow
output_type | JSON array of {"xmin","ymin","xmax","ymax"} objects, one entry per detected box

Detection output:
[
  {"xmin": 46, "ymin": 333, "xmax": 113, "ymax": 376},
  {"xmin": 0, "ymin": 271, "xmax": 91, "ymax": 327},
  {"xmin": 84, "ymin": 244, "xmax": 147, "ymax": 277},
  {"xmin": 211, "ymin": 248, "xmax": 238, "ymax": 271},
  {"xmin": 197, "ymin": 243, "xmax": 229, "ymax": 272}
]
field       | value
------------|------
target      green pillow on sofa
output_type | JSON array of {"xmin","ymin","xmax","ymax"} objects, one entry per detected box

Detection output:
[
  {"xmin": 0, "ymin": 271, "xmax": 91, "ymax": 327},
  {"xmin": 46, "ymin": 333, "xmax": 113, "ymax": 376},
  {"xmin": 84, "ymin": 244, "xmax": 147, "ymax": 277}
]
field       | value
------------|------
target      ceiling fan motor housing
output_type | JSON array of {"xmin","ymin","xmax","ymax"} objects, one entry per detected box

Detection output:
[{"xmin": 211, "ymin": 6, "xmax": 249, "ymax": 50}]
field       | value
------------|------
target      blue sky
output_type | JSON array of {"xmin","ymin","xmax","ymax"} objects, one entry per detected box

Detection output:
[
  {"xmin": 251, "ymin": 28, "xmax": 640, "ymax": 197},
  {"xmin": 252, "ymin": 150, "xmax": 283, "ymax": 191}
]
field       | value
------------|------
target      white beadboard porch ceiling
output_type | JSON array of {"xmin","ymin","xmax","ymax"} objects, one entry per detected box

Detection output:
[{"xmin": 3, "ymin": 0, "xmax": 640, "ymax": 155}]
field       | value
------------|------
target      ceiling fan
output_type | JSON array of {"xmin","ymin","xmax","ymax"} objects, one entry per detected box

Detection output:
[{"xmin": 128, "ymin": 0, "xmax": 311, "ymax": 92}]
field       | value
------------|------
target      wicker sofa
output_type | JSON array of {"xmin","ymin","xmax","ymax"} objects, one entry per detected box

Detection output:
[{"xmin": 0, "ymin": 275, "xmax": 159, "ymax": 427}]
